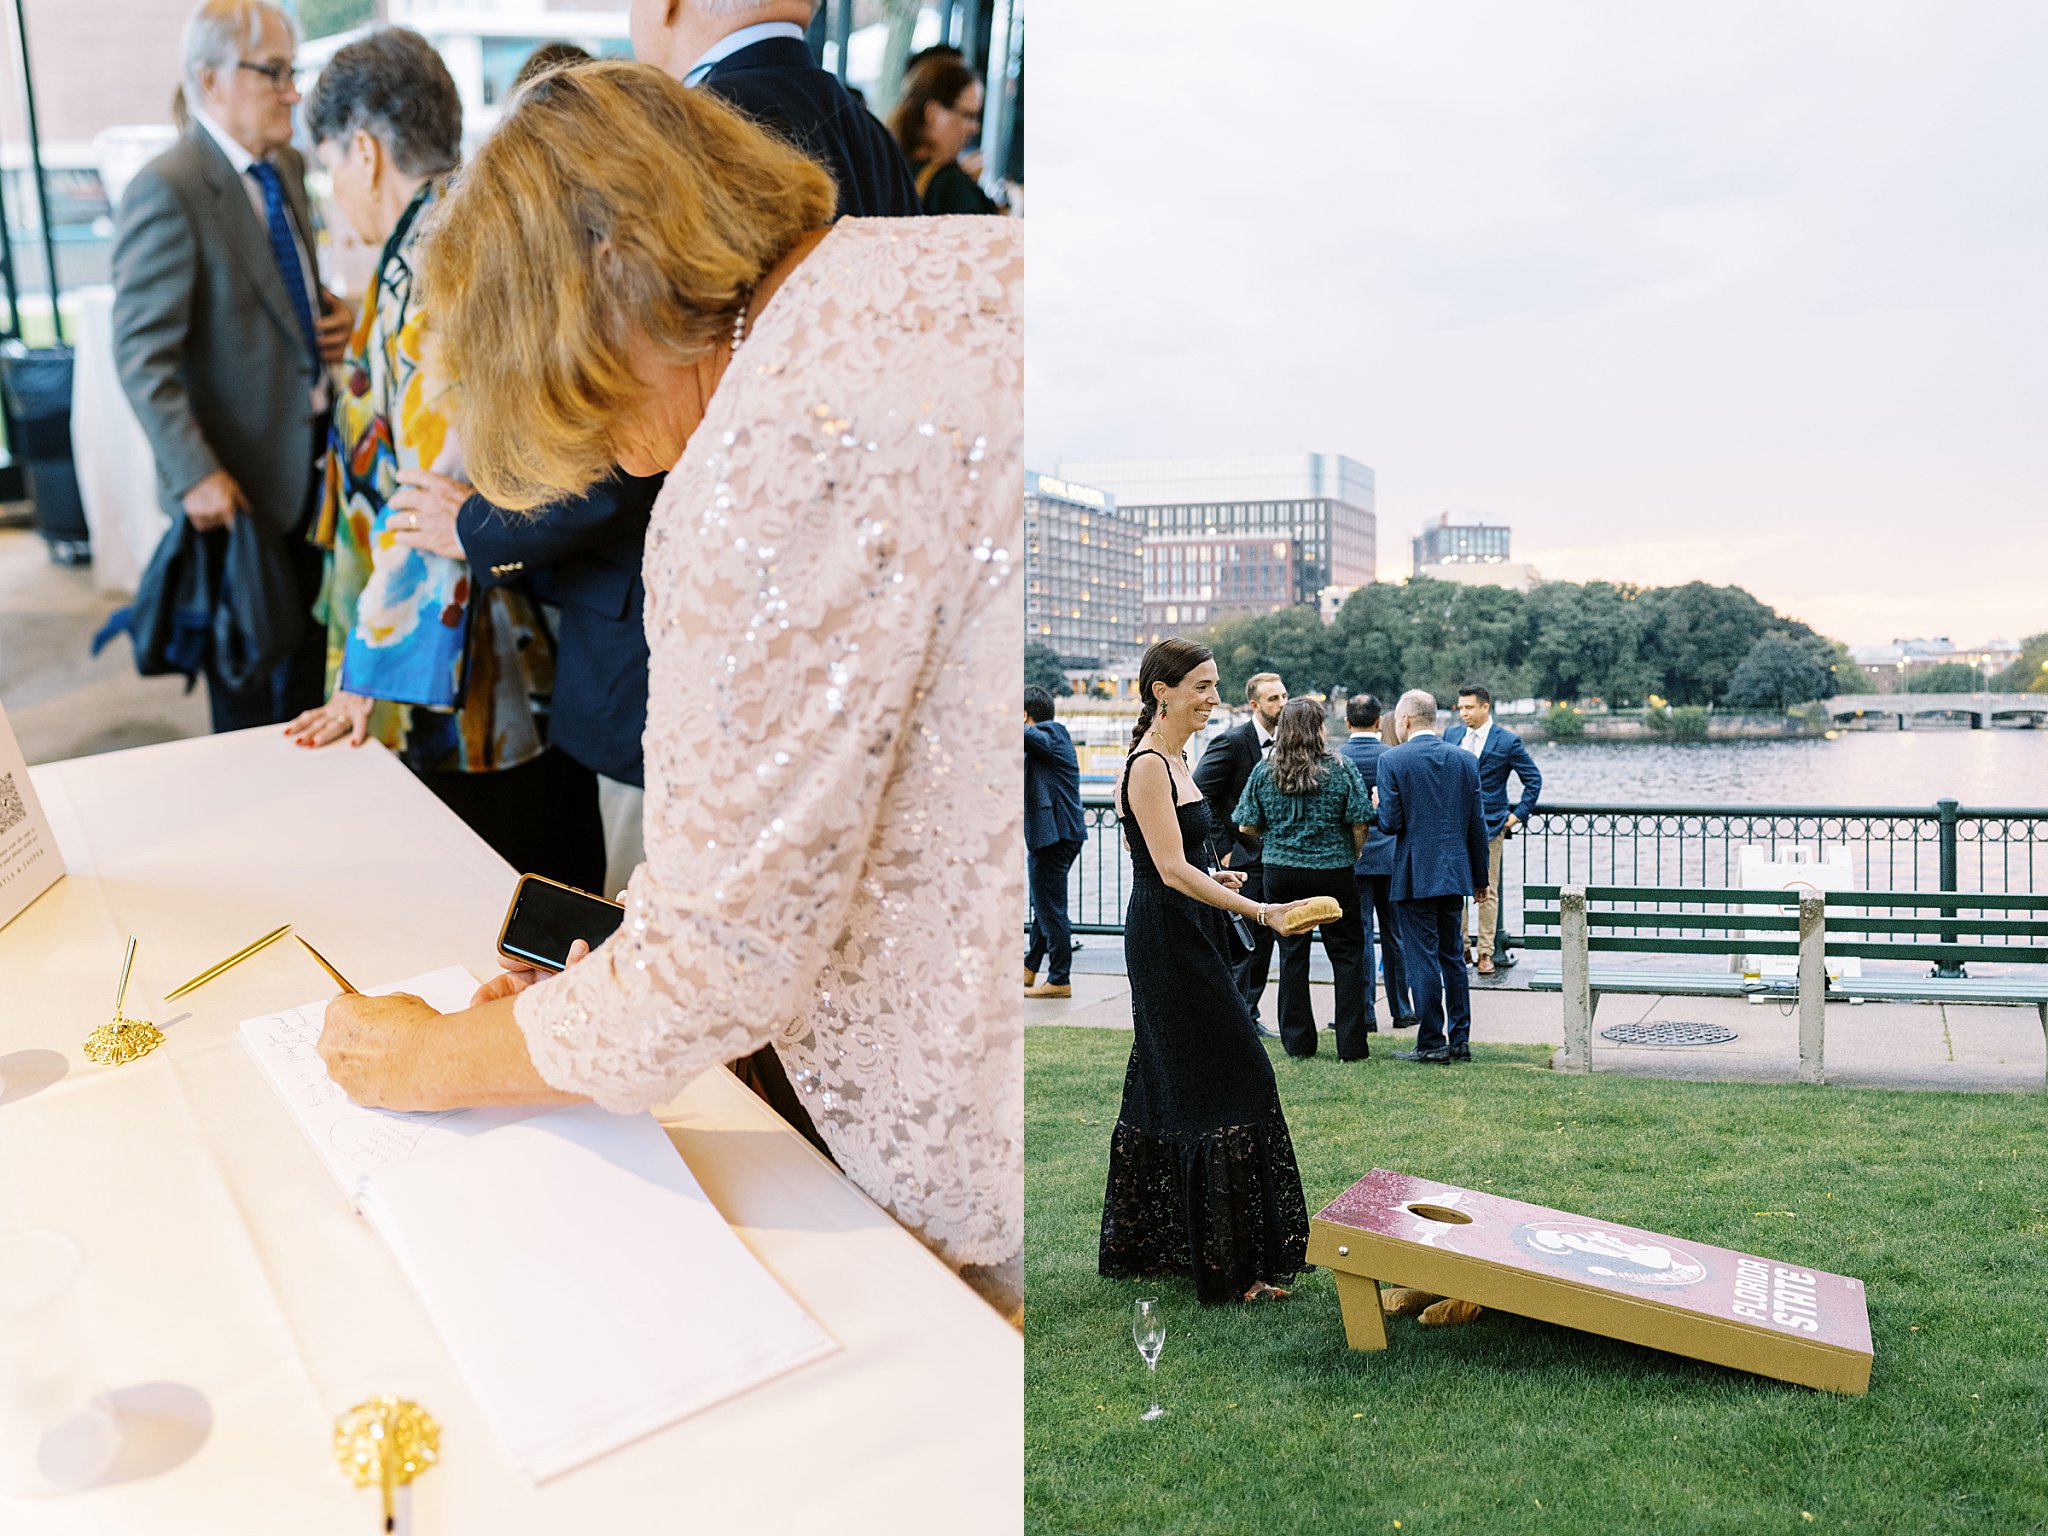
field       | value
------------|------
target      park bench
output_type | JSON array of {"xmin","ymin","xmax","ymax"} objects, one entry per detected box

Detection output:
[{"xmin": 1523, "ymin": 884, "xmax": 2048, "ymax": 1084}]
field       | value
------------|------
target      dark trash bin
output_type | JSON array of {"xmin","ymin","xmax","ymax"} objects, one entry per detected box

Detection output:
[{"xmin": 1, "ymin": 340, "xmax": 89, "ymax": 565}]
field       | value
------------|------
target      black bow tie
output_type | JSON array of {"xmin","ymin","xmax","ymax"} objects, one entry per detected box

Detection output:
[{"xmin": 1259, "ymin": 737, "xmax": 1273, "ymax": 751}]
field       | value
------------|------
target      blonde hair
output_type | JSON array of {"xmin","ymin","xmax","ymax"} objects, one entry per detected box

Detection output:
[{"xmin": 417, "ymin": 60, "xmax": 836, "ymax": 510}]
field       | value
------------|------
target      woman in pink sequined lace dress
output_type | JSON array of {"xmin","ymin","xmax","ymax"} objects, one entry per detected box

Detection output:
[{"xmin": 314, "ymin": 62, "xmax": 1022, "ymax": 1294}]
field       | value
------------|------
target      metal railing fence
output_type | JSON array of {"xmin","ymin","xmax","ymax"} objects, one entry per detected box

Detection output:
[{"xmin": 1045, "ymin": 796, "xmax": 2048, "ymax": 963}]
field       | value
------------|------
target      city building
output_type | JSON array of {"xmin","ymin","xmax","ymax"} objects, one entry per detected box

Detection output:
[
  {"xmin": 1024, "ymin": 470, "xmax": 1143, "ymax": 668},
  {"xmin": 1412, "ymin": 512, "xmax": 1512, "ymax": 577},
  {"xmin": 1055, "ymin": 453, "xmax": 1377, "ymax": 642},
  {"xmin": 1849, "ymin": 637, "xmax": 2021, "ymax": 693}
]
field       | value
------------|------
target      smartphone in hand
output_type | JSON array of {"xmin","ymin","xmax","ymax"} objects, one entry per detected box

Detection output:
[{"xmin": 496, "ymin": 874, "xmax": 625, "ymax": 973}]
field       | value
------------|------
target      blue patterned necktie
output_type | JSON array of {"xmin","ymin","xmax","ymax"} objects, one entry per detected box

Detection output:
[{"xmin": 246, "ymin": 160, "xmax": 319, "ymax": 368}]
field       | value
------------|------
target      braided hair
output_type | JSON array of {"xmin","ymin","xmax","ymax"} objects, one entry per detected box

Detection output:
[{"xmin": 1129, "ymin": 637, "xmax": 1215, "ymax": 755}]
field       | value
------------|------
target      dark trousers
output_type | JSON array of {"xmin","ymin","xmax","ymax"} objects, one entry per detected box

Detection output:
[
  {"xmin": 1398, "ymin": 896, "xmax": 1472, "ymax": 1056},
  {"xmin": 205, "ymin": 533, "xmax": 327, "ymax": 732},
  {"xmin": 418, "ymin": 746, "xmax": 607, "ymax": 894},
  {"xmin": 1358, "ymin": 871, "xmax": 1416, "ymax": 1024},
  {"xmin": 1231, "ymin": 863, "xmax": 1279, "ymax": 1013},
  {"xmin": 1025, "ymin": 836, "xmax": 1084, "ymax": 985},
  {"xmin": 1266, "ymin": 863, "xmax": 1371, "ymax": 1060}
]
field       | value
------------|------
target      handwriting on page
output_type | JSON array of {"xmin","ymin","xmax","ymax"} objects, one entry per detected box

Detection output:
[{"xmin": 239, "ymin": 969, "xmax": 539, "ymax": 1197}]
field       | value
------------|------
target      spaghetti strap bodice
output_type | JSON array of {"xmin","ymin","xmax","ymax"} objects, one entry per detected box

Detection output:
[{"xmin": 1118, "ymin": 748, "xmax": 1215, "ymax": 882}]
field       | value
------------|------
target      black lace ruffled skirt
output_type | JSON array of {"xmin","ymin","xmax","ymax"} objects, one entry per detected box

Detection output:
[{"xmin": 1099, "ymin": 877, "xmax": 1310, "ymax": 1304}]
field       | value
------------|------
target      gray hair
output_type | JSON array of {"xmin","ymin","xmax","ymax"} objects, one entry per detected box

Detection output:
[
  {"xmin": 182, "ymin": 0, "xmax": 297, "ymax": 98},
  {"xmin": 305, "ymin": 27, "xmax": 463, "ymax": 179},
  {"xmin": 1394, "ymin": 688, "xmax": 1440, "ymax": 726}
]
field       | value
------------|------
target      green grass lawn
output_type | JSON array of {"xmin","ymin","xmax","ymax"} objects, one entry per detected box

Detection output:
[{"xmin": 1026, "ymin": 1026, "xmax": 2048, "ymax": 1535}]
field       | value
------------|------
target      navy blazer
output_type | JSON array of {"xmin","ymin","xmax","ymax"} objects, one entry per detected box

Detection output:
[
  {"xmin": 1192, "ymin": 718, "xmax": 1266, "ymax": 871},
  {"xmin": 1375, "ymin": 732, "xmax": 1491, "ymax": 902},
  {"xmin": 460, "ymin": 472, "xmax": 663, "ymax": 786},
  {"xmin": 1336, "ymin": 733, "xmax": 1397, "ymax": 878},
  {"xmin": 1024, "ymin": 721, "xmax": 1086, "ymax": 851},
  {"xmin": 701, "ymin": 37, "xmax": 920, "ymax": 219},
  {"xmin": 1442, "ymin": 721, "xmax": 1543, "ymax": 839}
]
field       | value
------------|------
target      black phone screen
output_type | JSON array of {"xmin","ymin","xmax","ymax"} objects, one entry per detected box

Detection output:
[{"xmin": 499, "ymin": 877, "xmax": 626, "ymax": 972}]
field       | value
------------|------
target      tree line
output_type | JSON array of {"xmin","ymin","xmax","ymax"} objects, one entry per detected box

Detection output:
[{"xmin": 1183, "ymin": 578, "xmax": 1873, "ymax": 711}]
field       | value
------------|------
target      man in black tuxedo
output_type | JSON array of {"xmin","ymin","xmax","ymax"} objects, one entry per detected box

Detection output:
[
  {"xmin": 1024, "ymin": 686, "xmax": 1087, "ymax": 999},
  {"xmin": 637, "ymin": 0, "xmax": 921, "ymax": 218},
  {"xmin": 1336, "ymin": 693, "xmax": 1417, "ymax": 1031},
  {"xmin": 1375, "ymin": 689, "xmax": 1491, "ymax": 1063},
  {"xmin": 1193, "ymin": 672, "xmax": 1290, "ymax": 1024}
]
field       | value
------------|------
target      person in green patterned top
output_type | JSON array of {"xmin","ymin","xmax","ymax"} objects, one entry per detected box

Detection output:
[{"xmin": 1233, "ymin": 698, "xmax": 1374, "ymax": 1061}]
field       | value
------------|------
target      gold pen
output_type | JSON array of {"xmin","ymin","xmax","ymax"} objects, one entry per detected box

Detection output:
[
  {"xmin": 163, "ymin": 923, "xmax": 294, "ymax": 1001},
  {"xmin": 296, "ymin": 935, "xmax": 359, "ymax": 995}
]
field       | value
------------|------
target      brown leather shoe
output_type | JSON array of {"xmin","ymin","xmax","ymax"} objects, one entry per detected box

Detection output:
[
  {"xmin": 1024, "ymin": 965, "xmax": 1038, "ymax": 987},
  {"xmin": 1476, "ymin": 956, "xmax": 1496, "ymax": 976},
  {"xmin": 1024, "ymin": 982, "xmax": 1072, "ymax": 999}
]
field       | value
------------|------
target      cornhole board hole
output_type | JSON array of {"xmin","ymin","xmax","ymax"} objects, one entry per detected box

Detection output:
[{"xmin": 1308, "ymin": 1170, "xmax": 1872, "ymax": 1395}]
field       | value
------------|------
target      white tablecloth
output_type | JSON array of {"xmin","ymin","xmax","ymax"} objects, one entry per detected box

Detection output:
[
  {"xmin": 68, "ymin": 284, "xmax": 168, "ymax": 598},
  {"xmin": 0, "ymin": 730, "xmax": 1021, "ymax": 1534}
]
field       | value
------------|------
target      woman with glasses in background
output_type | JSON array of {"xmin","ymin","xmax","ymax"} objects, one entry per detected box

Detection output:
[{"xmin": 889, "ymin": 58, "xmax": 1001, "ymax": 215}]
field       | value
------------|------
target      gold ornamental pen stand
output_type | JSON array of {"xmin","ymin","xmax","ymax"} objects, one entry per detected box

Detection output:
[
  {"xmin": 83, "ymin": 936, "xmax": 165, "ymax": 1066},
  {"xmin": 334, "ymin": 1396, "xmax": 439, "ymax": 1532}
]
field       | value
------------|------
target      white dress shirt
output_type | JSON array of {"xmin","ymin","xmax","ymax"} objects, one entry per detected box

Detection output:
[
  {"xmin": 683, "ymin": 21, "xmax": 808, "ymax": 85},
  {"xmin": 192, "ymin": 105, "xmax": 328, "ymax": 412},
  {"xmin": 1460, "ymin": 718, "xmax": 1493, "ymax": 760}
]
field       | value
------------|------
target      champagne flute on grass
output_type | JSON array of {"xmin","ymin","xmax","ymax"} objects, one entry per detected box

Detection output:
[{"xmin": 1132, "ymin": 1297, "xmax": 1166, "ymax": 1421}]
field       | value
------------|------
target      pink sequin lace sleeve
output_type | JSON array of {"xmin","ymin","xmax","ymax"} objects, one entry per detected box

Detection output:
[{"xmin": 515, "ymin": 218, "xmax": 1023, "ymax": 1268}]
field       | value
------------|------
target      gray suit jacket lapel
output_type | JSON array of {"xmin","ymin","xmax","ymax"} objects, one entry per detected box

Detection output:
[{"xmin": 189, "ymin": 125, "xmax": 308, "ymax": 356}]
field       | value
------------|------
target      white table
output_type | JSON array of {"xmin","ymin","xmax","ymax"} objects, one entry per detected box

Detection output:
[{"xmin": 0, "ymin": 730, "xmax": 1021, "ymax": 1534}]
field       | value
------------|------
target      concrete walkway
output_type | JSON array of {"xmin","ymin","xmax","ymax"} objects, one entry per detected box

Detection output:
[{"xmin": 1027, "ymin": 967, "xmax": 2047, "ymax": 1093}]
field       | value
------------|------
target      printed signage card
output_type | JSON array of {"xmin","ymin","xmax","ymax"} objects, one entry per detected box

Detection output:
[
  {"xmin": 0, "ymin": 704, "xmax": 61, "ymax": 931},
  {"xmin": 1308, "ymin": 1169, "xmax": 1873, "ymax": 1394}
]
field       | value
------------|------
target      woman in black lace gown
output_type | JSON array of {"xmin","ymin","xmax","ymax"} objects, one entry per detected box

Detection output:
[{"xmin": 1099, "ymin": 638, "xmax": 1315, "ymax": 1304}]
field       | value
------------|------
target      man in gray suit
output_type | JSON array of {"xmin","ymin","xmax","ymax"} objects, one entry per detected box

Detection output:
[{"xmin": 113, "ymin": 0, "xmax": 351, "ymax": 731}]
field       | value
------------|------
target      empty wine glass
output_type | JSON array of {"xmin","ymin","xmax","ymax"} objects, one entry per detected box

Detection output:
[{"xmin": 1132, "ymin": 1297, "xmax": 1166, "ymax": 1421}]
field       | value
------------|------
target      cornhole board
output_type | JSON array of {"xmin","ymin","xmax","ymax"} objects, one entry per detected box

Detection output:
[{"xmin": 1308, "ymin": 1170, "xmax": 1872, "ymax": 1395}]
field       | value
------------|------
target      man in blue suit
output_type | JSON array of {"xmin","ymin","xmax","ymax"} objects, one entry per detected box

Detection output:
[
  {"xmin": 1025, "ymin": 686, "xmax": 1087, "ymax": 999},
  {"xmin": 1336, "ymin": 692, "xmax": 1417, "ymax": 1031},
  {"xmin": 1376, "ymin": 690, "xmax": 1491, "ymax": 1063},
  {"xmin": 1443, "ymin": 683, "xmax": 1543, "ymax": 976}
]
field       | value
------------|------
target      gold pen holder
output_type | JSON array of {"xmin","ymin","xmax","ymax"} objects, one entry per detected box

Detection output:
[
  {"xmin": 334, "ymin": 1396, "xmax": 439, "ymax": 1524},
  {"xmin": 86, "ymin": 935, "xmax": 165, "ymax": 1066},
  {"xmin": 82, "ymin": 1015, "xmax": 165, "ymax": 1067}
]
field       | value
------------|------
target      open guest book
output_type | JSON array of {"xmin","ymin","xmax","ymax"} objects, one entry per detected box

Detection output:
[{"xmin": 238, "ymin": 967, "xmax": 837, "ymax": 1481}]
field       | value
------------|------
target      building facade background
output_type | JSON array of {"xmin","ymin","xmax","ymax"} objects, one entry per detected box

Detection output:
[
  {"xmin": 1024, "ymin": 470, "xmax": 1142, "ymax": 667},
  {"xmin": 1056, "ymin": 453, "xmax": 1376, "ymax": 643}
]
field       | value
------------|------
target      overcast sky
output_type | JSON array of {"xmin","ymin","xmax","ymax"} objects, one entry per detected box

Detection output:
[{"xmin": 1026, "ymin": 1, "xmax": 2048, "ymax": 647}]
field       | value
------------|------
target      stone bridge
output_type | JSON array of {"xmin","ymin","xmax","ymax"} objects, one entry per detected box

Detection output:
[{"xmin": 1827, "ymin": 693, "xmax": 2048, "ymax": 728}]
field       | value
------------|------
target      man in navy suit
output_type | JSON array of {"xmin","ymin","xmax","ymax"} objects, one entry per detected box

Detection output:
[
  {"xmin": 1376, "ymin": 690, "xmax": 1491, "ymax": 1063},
  {"xmin": 1336, "ymin": 693, "xmax": 1417, "ymax": 1031},
  {"xmin": 1443, "ymin": 683, "xmax": 1543, "ymax": 976},
  {"xmin": 1025, "ymin": 686, "xmax": 1087, "ymax": 999},
  {"xmin": 637, "ymin": 0, "xmax": 921, "ymax": 218}
]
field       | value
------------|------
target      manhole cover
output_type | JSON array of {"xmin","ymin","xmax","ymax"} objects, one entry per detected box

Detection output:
[{"xmin": 1598, "ymin": 1019, "xmax": 1740, "ymax": 1047}]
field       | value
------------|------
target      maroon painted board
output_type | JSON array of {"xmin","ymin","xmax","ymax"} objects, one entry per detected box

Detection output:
[{"xmin": 1307, "ymin": 1170, "xmax": 1873, "ymax": 1394}]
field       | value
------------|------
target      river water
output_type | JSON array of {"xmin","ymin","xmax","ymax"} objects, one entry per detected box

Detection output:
[
  {"xmin": 1061, "ymin": 730, "xmax": 2048, "ymax": 950},
  {"xmin": 1512, "ymin": 729, "xmax": 2046, "ymax": 808}
]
